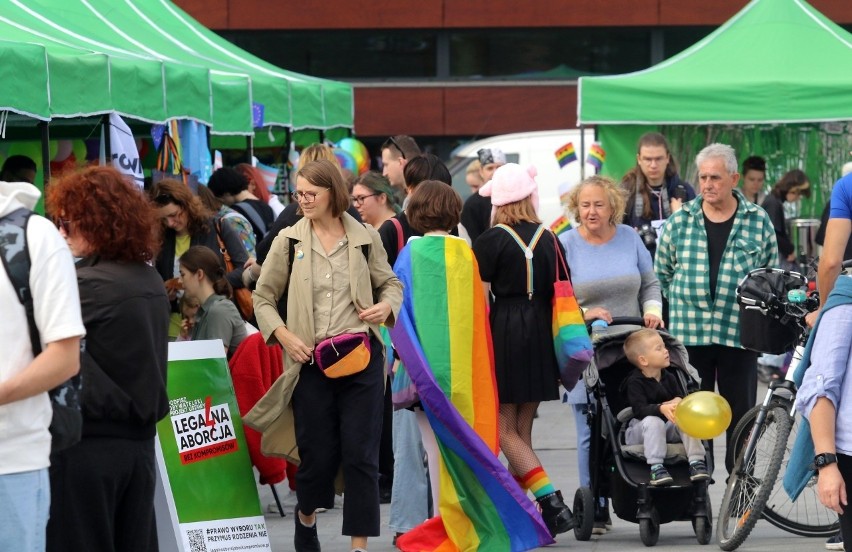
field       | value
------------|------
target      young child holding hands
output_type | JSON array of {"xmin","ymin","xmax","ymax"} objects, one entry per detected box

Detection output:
[{"xmin": 622, "ymin": 329, "xmax": 710, "ymax": 486}]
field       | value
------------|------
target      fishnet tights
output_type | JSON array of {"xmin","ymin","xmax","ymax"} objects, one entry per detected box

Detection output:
[{"xmin": 499, "ymin": 402, "xmax": 544, "ymax": 477}]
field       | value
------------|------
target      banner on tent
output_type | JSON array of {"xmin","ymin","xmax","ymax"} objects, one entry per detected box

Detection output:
[{"xmin": 155, "ymin": 340, "xmax": 271, "ymax": 552}]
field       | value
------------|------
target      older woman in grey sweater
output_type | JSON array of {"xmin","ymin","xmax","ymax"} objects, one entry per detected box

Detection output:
[{"xmin": 558, "ymin": 175, "xmax": 663, "ymax": 533}]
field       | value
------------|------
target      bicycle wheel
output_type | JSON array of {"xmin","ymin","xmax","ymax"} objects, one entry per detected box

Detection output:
[
  {"xmin": 731, "ymin": 406, "xmax": 840, "ymax": 537},
  {"xmin": 717, "ymin": 405, "xmax": 791, "ymax": 551}
]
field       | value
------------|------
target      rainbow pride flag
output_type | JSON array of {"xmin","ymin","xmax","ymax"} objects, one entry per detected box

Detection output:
[
  {"xmin": 390, "ymin": 236, "xmax": 552, "ymax": 552},
  {"xmin": 554, "ymin": 142, "xmax": 577, "ymax": 168},
  {"xmin": 586, "ymin": 144, "xmax": 606, "ymax": 171},
  {"xmin": 550, "ymin": 214, "xmax": 572, "ymax": 237}
]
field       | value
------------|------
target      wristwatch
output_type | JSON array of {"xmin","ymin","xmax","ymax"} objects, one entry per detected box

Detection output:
[{"xmin": 814, "ymin": 453, "xmax": 838, "ymax": 470}]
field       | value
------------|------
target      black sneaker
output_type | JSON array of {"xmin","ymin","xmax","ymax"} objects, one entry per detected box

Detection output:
[
  {"xmin": 294, "ymin": 505, "xmax": 321, "ymax": 552},
  {"xmin": 689, "ymin": 460, "xmax": 711, "ymax": 481},
  {"xmin": 825, "ymin": 532, "xmax": 843, "ymax": 551},
  {"xmin": 649, "ymin": 464, "xmax": 673, "ymax": 486}
]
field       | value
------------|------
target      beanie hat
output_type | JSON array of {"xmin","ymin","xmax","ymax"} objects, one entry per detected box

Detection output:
[
  {"xmin": 477, "ymin": 148, "xmax": 507, "ymax": 167},
  {"xmin": 479, "ymin": 163, "xmax": 539, "ymax": 212}
]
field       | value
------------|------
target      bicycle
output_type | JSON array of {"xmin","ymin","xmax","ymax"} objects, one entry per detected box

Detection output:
[{"xmin": 716, "ymin": 262, "xmax": 852, "ymax": 550}]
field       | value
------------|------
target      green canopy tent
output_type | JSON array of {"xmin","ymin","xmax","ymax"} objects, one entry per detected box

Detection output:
[
  {"xmin": 0, "ymin": 0, "xmax": 353, "ymax": 136},
  {"xmin": 577, "ymin": 0, "xmax": 852, "ymax": 215}
]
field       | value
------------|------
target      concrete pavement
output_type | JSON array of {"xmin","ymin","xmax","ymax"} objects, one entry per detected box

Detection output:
[{"xmin": 257, "ymin": 384, "xmax": 834, "ymax": 551}]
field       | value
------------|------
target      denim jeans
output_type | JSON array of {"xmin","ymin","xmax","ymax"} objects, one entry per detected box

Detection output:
[
  {"xmin": 388, "ymin": 409, "xmax": 429, "ymax": 533},
  {"xmin": 0, "ymin": 468, "xmax": 50, "ymax": 552},
  {"xmin": 571, "ymin": 403, "xmax": 591, "ymax": 488}
]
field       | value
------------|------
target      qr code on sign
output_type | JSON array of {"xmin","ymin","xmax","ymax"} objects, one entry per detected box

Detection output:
[{"xmin": 188, "ymin": 529, "xmax": 207, "ymax": 552}]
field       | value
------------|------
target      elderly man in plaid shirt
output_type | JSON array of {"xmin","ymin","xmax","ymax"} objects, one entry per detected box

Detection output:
[{"xmin": 655, "ymin": 143, "xmax": 778, "ymax": 471}]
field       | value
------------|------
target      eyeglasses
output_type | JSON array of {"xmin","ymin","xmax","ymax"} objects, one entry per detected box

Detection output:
[
  {"xmin": 55, "ymin": 218, "xmax": 72, "ymax": 234},
  {"xmin": 351, "ymin": 193, "xmax": 377, "ymax": 205},
  {"xmin": 154, "ymin": 192, "xmax": 178, "ymax": 206},
  {"xmin": 388, "ymin": 136, "xmax": 406, "ymax": 160},
  {"xmin": 639, "ymin": 156, "xmax": 667, "ymax": 166},
  {"xmin": 292, "ymin": 189, "xmax": 327, "ymax": 204}
]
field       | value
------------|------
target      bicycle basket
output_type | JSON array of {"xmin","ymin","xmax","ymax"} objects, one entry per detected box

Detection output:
[{"xmin": 736, "ymin": 268, "xmax": 807, "ymax": 354}]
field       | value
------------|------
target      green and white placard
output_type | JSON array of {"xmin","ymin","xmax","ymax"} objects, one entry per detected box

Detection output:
[{"xmin": 155, "ymin": 340, "xmax": 271, "ymax": 551}]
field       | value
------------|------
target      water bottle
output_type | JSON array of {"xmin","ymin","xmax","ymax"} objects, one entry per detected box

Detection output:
[
  {"xmin": 787, "ymin": 289, "xmax": 806, "ymax": 304},
  {"xmin": 591, "ymin": 319, "xmax": 608, "ymax": 343}
]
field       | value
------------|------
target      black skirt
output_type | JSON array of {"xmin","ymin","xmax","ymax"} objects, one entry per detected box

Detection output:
[{"xmin": 490, "ymin": 295, "xmax": 560, "ymax": 404}]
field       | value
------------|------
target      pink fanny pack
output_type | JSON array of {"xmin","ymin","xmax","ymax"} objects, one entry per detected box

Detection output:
[{"xmin": 312, "ymin": 333, "xmax": 371, "ymax": 378}]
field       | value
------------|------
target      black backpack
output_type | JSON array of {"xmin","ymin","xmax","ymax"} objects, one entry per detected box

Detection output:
[{"xmin": 0, "ymin": 207, "xmax": 83, "ymax": 454}]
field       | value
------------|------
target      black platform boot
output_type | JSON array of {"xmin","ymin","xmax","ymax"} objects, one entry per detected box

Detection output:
[{"xmin": 537, "ymin": 490, "xmax": 575, "ymax": 537}]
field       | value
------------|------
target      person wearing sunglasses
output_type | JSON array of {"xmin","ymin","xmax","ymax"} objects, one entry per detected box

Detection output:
[
  {"xmin": 151, "ymin": 179, "xmax": 249, "ymax": 338},
  {"xmin": 380, "ymin": 135, "xmax": 421, "ymax": 203},
  {"xmin": 247, "ymin": 159, "xmax": 402, "ymax": 552},
  {"xmin": 44, "ymin": 166, "xmax": 169, "ymax": 552},
  {"xmin": 351, "ymin": 171, "xmax": 400, "ymax": 229}
]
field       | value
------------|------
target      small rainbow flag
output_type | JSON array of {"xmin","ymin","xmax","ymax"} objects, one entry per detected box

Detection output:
[
  {"xmin": 555, "ymin": 142, "xmax": 577, "ymax": 168},
  {"xmin": 550, "ymin": 214, "xmax": 572, "ymax": 237},
  {"xmin": 390, "ymin": 236, "xmax": 553, "ymax": 552},
  {"xmin": 586, "ymin": 144, "xmax": 606, "ymax": 171}
]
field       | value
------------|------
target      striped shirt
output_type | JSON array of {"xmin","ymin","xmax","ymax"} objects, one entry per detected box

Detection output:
[{"xmin": 654, "ymin": 189, "xmax": 778, "ymax": 347}]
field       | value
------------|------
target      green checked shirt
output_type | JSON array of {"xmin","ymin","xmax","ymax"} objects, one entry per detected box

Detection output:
[{"xmin": 654, "ymin": 189, "xmax": 778, "ymax": 348}]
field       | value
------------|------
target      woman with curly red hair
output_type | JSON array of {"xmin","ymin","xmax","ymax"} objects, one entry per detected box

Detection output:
[{"xmin": 45, "ymin": 166, "xmax": 171, "ymax": 552}]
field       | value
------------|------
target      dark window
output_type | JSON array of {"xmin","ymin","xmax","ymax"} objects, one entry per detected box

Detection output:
[
  {"xmin": 216, "ymin": 27, "xmax": 718, "ymax": 81},
  {"xmin": 218, "ymin": 30, "xmax": 437, "ymax": 79},
  {"xmin": 661, "ymin": 26, "xmax": 715, "ymax": 58},
  {"xmin": 448, "ymin": 28, "xmax": 651, "ymax": 79}
]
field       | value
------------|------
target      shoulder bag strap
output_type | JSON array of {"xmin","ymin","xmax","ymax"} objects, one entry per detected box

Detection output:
[
  {"xmin": 215, "ymin": 219, "xmax": 236, "ymax": 273},
  {"xmin": 390, "ymin": 217, "xmax": 404, "ymax": 254},
  {"xmin": 235, "ymin": 201, "xmax": 268, "ymax": 236},
  {"xmin": 551, "ymin": 230, "xmax": 570, "ymax": 283},
  {"xmin": 0, "ymin": 208, "xmax": 40, "ymax": 354}
]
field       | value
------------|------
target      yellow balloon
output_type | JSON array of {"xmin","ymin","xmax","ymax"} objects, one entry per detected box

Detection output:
[{"xmin": 675, "ymin": 391, "xmax": 732, "ymax": 440}]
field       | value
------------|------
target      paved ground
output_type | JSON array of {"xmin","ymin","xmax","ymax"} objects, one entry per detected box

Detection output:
[{"xmin": 257, "ymin": 382, "xmax": 835, "ymax": 552}]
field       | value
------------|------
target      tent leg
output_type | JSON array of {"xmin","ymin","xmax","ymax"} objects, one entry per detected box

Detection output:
[
  {"xmin": 38, "ymin": 121, "xmax": 51, "ymax": 195},
  {"xmin": 102, "ymin": 115, "xmax": 112, "ymax": 163},
  {"xmin": 247, "ymin": 135, "xmax": 254, "ymax": 164}
]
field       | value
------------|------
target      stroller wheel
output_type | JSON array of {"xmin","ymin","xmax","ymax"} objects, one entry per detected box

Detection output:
[
  {"xmin": 693, "ymin": 515, "xmax": 712, "ymax": 545},
  {"xmin": 639, "ymin": 509, "xmax": 660, "ymax": 547},
  {"xmin": 572, "ymin": 487, "xmax": 595, "ymax": 541}
]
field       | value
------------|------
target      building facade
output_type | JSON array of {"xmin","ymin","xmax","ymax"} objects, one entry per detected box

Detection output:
[{"xmin": 176, "ymin": 0, "xmax": 852, "ymax": 154}]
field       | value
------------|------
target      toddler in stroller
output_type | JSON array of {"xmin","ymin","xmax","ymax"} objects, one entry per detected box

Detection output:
[
  {"xmin": 572, "ymin": 319, "xmax": 713, "ymax": 546},
  {"xmin": 621, "ymin": 329, "xmax": 710, "ymax": 486}
]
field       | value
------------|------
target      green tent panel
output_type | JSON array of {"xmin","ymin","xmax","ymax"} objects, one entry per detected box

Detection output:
[
  {"xmin": 210, "ymin": 74, "xmax": 253, "ymax": 135},
  {"xmin": 163, "ymin": 64, "xmax": 212, "ymax": 124},
  {"xmin": 0, "ymin": 0, "xmax": 354, "ymax": 134},
  {"xmin": 0, "ymin": 42, "xmax": 50, "ymax": 118},
  {"xmin": 48, "ymin": 53, "xmax": 113, "ymax": 117},
  {"xmin": 578, "ymin": 0, "xmax": 852, "ymax": 125},
  {"xmin": 109, "ymin": 57, "xmax": 168, "ymax": 122}
]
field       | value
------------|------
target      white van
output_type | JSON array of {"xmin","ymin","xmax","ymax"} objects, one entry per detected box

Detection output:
[{"xmin": 446, "ymin": 129, "xmax": 597, "ymax": 227}]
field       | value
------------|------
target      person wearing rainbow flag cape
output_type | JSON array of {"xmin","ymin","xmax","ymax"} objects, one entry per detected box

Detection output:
[{"xmin": 390, "ymin": 181, "xmax": 553, "ymax": 551}]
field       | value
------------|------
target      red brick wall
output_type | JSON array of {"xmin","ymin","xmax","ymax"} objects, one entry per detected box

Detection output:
[
  {"xmin": 176, "ymin": 0, "xmax": 852, "ymax": 29},
  {"xmin": 354, "ymin": 86, "xmax": 578, "ymax": 137}
]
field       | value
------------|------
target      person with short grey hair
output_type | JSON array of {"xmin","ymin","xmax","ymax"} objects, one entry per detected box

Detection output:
[
  {"xmin": 694, "ymin": 143, "xmax": 739, "ymax": 175},
  {"xmin": 654, "ymin": 143, "xmax": 778, "ymax": 471}
]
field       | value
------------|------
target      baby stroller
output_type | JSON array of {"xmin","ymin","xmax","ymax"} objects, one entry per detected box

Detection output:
[{"xmin": 572, "ymin": 317, "xmax": 714, "ymax": 547}]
